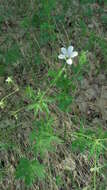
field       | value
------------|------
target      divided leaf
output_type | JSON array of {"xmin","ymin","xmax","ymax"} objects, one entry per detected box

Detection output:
[{"xmin": 16, "ymin": 158, "xmax": 45, "ymax": 186}]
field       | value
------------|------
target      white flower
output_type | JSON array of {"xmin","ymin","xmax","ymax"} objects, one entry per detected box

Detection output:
[
  {"xmin": 5, "ymin": 77, "xmax": 13, "ymax": 84},
  {"xmin": 58, "ymin": 45, "xmax": 78, "ymax": 65}
]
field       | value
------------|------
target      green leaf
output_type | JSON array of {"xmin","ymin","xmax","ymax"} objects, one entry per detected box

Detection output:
[
  {"xmin": 101, "ymin": 14, "xmax": 107, "ymax": 25},
  {"xmin": 27, "ymin": 103, "xmax": 37, "ymax": 111},
  {"xmin": 20, "ymin": 17, "xmax": 31, "ymax": 29},
  {"xmin": 31, "ymin": 14, "xmax": 41, "ymax": 27},
  {"xmin": 56, "ymin": 75, "xmax": 72, "ymax": 92},
  {"xmin": 29, "ymin": 119, "xmax": 62, "ymax": 157},
  {"xmin": 16, "ymin": 158, "xmax": 45, "ymax": 186},
  {"xmin": 79, "ymin": 51, "xmax": 87, "ymax": 66},
  {"xmin": 16, "ymin": 158, "xmax": 31, "ymax": 180},
  {"xmin": 31, "ymin": 160, "xmax": 45, "ymax": 179},
  {"xmin": 0, "ymin": 64, "xmax": 6, "ymax": 76},
  {"xmin": 25, "ymin": 86, "xmax": 36, "ymax": 100},
  {"xmin": 56, "ymin": 92, "xmax": 73, "ymax": 112},
  {"xmin": 5, "ymin": 45, "xmax": 21, "ymax": 64},
  {"xmin": 29, "ymin": 129, "xmax": 36, "ymax": 143},
  {"xmin": 72, "ymin": 137, "xmax": 89, "ymax": 153}
]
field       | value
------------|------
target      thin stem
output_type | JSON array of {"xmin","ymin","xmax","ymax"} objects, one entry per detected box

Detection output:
[
  {"xmin": 72, "ymin": 132, "xmax": 92, "ymax": 140},
  {"xmin": 9, "ymin": 65, "xmax": 66, "ymax": 115},
  {"xmin": 10, "ymin": 106, "xmax": 25, "ymax": 116},
  {"xmin": 94, "ymin": 148, "xmax": 97, "ymax": 190},
  {"xmin": 0, "ymin": 87, "xmax": 19, "ymax": 102},
  {"xmin": 40, "ymin": 65, "xmax": 66, "ymax": 101},
  {"xmin": 62, "ymin": 23, "xmax": 70, "ymax": 44}
]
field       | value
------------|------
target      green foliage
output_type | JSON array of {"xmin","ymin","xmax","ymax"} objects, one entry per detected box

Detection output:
[
  {"xmin": 0, "ymin": 142, "xmax": 11, "ymax": 150},
  {"xmin": 32, "ymin": 0, "xmax": 57, "ymax": 45},
  {"xmin": 79, "ymin": 0, "xmax": 97, "ymax": 4},
  {"xmin": 40, "ymin": 22, "xmax": 56, "ymax": 45},
  {"xmin": 71, "ymin": 51, "xmax": 88, "ymax": 84},
  {"xmin": 48, "ymin": 68, "xmax": 74, "ymax": 112},
  {"xmin": 26, "ymin": 87, "xmax": 52, "ymax": 115},
  {"xmin": 79, "ymin": 20, "xmax": 88, "ymax": 36},
  {"xmin": 71, "ymin": 127, "xmax": 107, "ymax": 160},
  {"xmin": 0, "ymin": 43, "xmax": 21, "ymax": 75},
  {"xmin": 79, "ymin": 51, "xmax": 87, "ymax": 66},
  {"xmin": 20, "ymin": 16, "xmax": 31, "ymax": 29},
  {"xmin": 16, "ymin": 118, "xmax": 62, "ymax": 186},
  {"xmin": 34, "ymin": 53, "xmax": 43, "ymax": 65},
  {"xmin": 71, "ymin": 126, "xmax": 107, "ymax": 190},
  {"xmin": 29, "ymin": 119, "xmax": 62, "ymax": 157},
  {"xmin": 96, "ymin": 36, "xmax": 107, "ymax": 68},
  {"xmin": 0, "ymin": 0, "xmax": 107, "ymax": 189},
  {"xmin": 16, "ymin": 158, "xmax": 45, "ymax": 186},
  {"xmin": 56, "ymin": 75, "xmax": 72, "ymax": 92},
  {"xmin": 55, "ymin": 175, "xmax": 63, "ymax": 187},
  {"xmin": 26, "ymin": 86, "xmax": 36, "ymax": 100},
  {"xmin": 83, "ymin": 6, "xmax": 93, "ymax": 18},
  {"xmin": 48, "ymin": 52, "xmax": 88, "ymax": 112},
  {"xmin": 101, "ymin": 14, "xmax": 107, "ymax": 25},
  {"xmin": 56, "ymin": 92, "xmax": 73, "ymax": 112},
  {"xmin": 86, "ymin": 32, "xmax": 107, "ymax": 67},
  {"xmin": 5, "ymin": 44, "xmax": 21, "ymax": 65},
  {"xmin": 0, "ymin": 64, "xmax": 6, "ymax": 76},
  {"xmin": 37, "ymin": 0, "xmax": 57, "ymax": 20}
]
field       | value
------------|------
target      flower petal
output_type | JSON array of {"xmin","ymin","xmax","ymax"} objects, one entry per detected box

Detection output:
[
  {"xmin": 58, "ymin": 54, "xmax": 66, "ymax": 59},
  {"xmin": 61, "ymin": 47, "xmax": 67, "ymax": 55},
  {"xmin": 66, "ymin": 58, "xmax": 72, "ymax": 65},
  {"xmin": 67, "ymin": 46, "xmax": 74, "ymax": 57},
  {"xmin": 71, "ymin": 51, "xmax": 78, "ymax": 58}
]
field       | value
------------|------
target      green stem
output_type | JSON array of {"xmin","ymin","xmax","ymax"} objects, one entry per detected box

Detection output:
[
  {"xmin": 40, "ymin": 65, "xmax": 66, "ymax": 101},
  {"xmin": 72, "ymin": 132, "xmax": 92, "ymax": 140},
  {"xmin": 10, "ymin": 65, "xmax": 66, "ymax": 115},
  {"xmin": 94, "ymin": 148, "xmax": 97, "ymax": 190},
  {"xmin": 10, "ymin": 106, "xmax": 25, "ymax": 116},
  {"xmin": 0, "ymin": 87, "xmax": 19, "ymax": 103}
]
